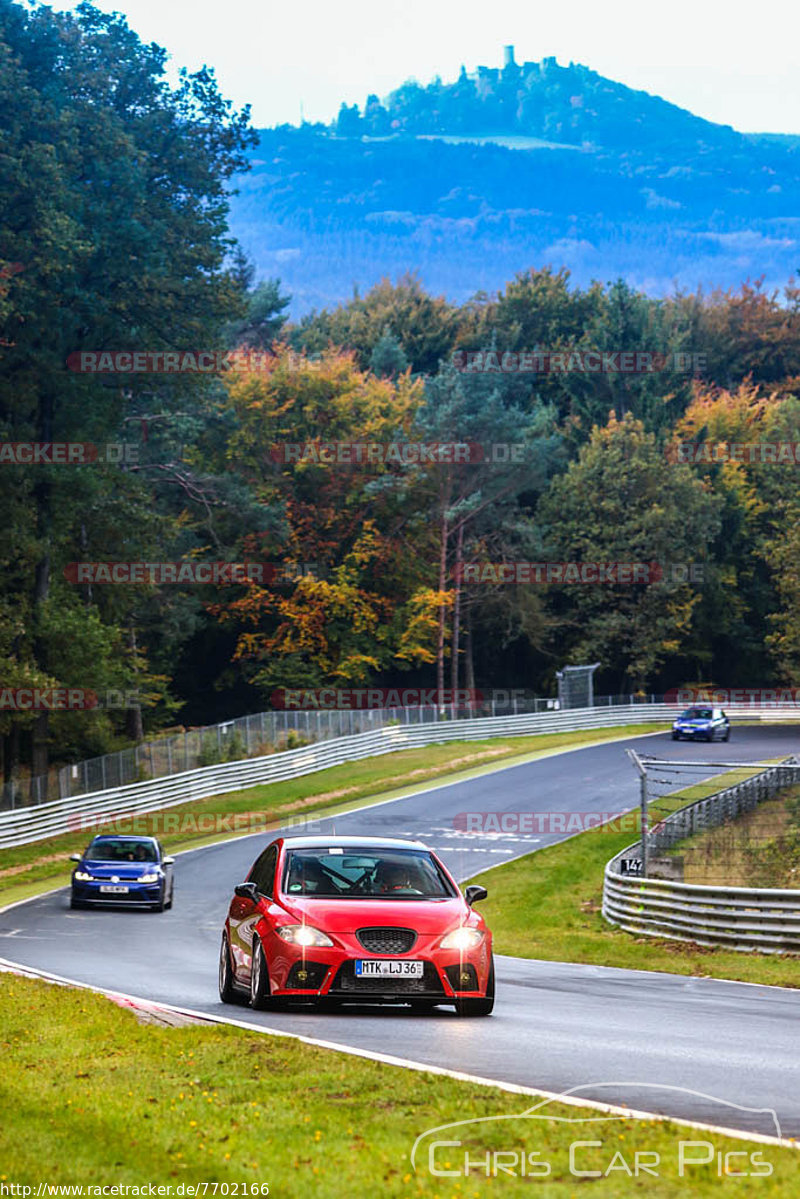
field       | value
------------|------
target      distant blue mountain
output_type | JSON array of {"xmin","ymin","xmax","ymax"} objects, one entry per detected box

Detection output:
[{"xmin": 228, "ymin": 54, "xmax": 800, "ymax": 314}]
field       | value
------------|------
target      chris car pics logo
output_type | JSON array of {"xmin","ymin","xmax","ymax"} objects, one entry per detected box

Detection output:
[{"xmin": 410, "ymin": 1084, "xmax": 779, "ymax": 1181}]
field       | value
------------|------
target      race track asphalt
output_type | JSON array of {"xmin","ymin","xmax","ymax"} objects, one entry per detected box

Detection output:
[{"xmin": 3, "ymin": 725, "xmax": 799, "ymax": 1139}]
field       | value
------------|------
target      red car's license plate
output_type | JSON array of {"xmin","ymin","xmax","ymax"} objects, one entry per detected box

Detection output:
[{"xmin": 355, "ymin": 960, "xmax": 423, "ymax": 977}]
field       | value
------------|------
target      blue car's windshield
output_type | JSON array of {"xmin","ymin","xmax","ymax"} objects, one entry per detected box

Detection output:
[
  {"xmin": 85, "ymin": 838, "xmax": 158, "ymax": 863},
  {"xmin": 680, "ymin": 708, "xmax": 713, "ymax": 720}
]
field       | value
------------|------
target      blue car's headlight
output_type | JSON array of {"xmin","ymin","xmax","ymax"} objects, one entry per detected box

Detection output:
[
  {"xmin": 73, "ymin": 870, "xmax": 93, "ymax": 882},
  {"xmin": 137, "ymin": 872, "xmax": 161, "ymax": 884}
]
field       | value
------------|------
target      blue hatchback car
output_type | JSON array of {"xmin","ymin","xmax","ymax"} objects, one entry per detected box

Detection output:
[
  {"xmin": 69, "ymin": 835, "xmax": 175, "ymax": 911},
  {"xmin": 672, "ymin": 706, "xmax": 730, "ymax": 742}
]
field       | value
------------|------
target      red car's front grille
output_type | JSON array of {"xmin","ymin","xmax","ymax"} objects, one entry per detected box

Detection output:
[
  {"xmin": 331, "ymin": 961, "xmax": 444, "ymax": 995},
  {"xmin": 356, "ymin": 927, "xmax": 417, "ymax": 954}
]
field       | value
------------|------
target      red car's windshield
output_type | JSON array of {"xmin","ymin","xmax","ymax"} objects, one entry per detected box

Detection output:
[{"xmin": 282, "ymin": 848, "xmax": 456, "ymax": 899}]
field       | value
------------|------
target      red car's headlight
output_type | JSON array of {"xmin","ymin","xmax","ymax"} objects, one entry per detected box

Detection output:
[
  {"xmin": 276, "ymin": 924, "xmax": 334, "ymax": 948},
  {"xmin": 440, "ymin": 926, "xmax": 484, "ymax": 951}
]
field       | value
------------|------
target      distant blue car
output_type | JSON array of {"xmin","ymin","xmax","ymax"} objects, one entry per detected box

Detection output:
[
  {"xmin": 69, "ymin": 835, "xmax": 175, "ymax": 911},
  {"xmin": 672, "ymin": 706, "xmax": 730, "ymax": 743}
]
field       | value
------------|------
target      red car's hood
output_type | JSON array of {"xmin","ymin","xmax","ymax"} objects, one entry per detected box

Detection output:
[{"xmin": 275, "ymin": 895, "xmax": 467, "ymax": 934}]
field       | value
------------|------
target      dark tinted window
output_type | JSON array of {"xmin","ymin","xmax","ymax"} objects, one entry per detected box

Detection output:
[
  {"xmin": 282, "ymin": 847, "xmax": 455, "ymax": 899},
  {"xmin": 85, "ymin": 838, "xmax": 157, "ymax": 863},
  {"xmin": 250, "ymin": 844, "xmax": 278, "ymax": 896}
]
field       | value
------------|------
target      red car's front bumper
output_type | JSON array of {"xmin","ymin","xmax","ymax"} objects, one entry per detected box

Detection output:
[{"xmin": 262, "ymin": 928, "xmax": 493, "ymax": 1001}]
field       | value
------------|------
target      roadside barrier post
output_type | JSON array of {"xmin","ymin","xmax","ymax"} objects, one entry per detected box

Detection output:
[{"xmin": 627, "ymin": 748, "xmax": 649, "ymax": 877}]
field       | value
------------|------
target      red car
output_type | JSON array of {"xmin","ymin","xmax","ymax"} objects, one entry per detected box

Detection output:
[{"xmin": 218, "ymin": 835, "xmax": 494, "ymax": 1016}]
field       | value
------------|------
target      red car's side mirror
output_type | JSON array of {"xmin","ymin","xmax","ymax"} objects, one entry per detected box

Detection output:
[{"xmin": 234, "ymin": 882, "xmax": 261, "ymax": 904}]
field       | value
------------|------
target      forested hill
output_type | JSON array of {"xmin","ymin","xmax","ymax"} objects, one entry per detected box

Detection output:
[
  {"xmin": 333, "ymin": 54, "xmax": 741, "ymax": 150},
  {"xmin": 228, "ymin": 55, "xmax": 800, "ymax": 314}
]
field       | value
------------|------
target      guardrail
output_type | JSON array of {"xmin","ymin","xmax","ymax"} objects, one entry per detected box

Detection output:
[
  {"xmin": 2, "ymin": 692, "xmax": 660, "ymax": 810},
  {"xmin": 10, "ymin": 691, "xmax": 800, "ymax": 811},
  {"xmin": 603, "ymin": 870, "xmax": 800, "ymax": 954},
  {"xmin": 603, "ymin": 758, "xmax": 800, "ymax": 953},
  {"xmin": 4, "ymin": 701, "xmax": 800, "ymax": 851},
  {"xmin": 0, "ymin": 702, "xmax": 675, "ymax": 849}
]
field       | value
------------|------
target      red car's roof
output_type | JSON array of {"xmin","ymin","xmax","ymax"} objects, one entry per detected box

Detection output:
[{"xmin": 277, "ymin": 835, "xmax": 429, "ymax": 850}]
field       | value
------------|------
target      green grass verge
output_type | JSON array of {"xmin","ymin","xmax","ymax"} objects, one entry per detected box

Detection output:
[
  {"xmin": 0, "ymin": 974, "xmax": 796, "ymax": 1195},
  {"xmin": 469, "ymin": 789, "xmax": 800, "ymax": 987},
  {"xmin": 0, "ymin": 725, "xmax": 665, "ymax": 907},
  {"xmin": 666, "ymin": 786, "xmax": 800, "ymax": 888}
]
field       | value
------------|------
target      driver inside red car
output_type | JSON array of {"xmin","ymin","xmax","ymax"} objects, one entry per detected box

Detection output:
[{"xmin": 374, "ymin": 860, "xmax": 415, "ymax": 892}]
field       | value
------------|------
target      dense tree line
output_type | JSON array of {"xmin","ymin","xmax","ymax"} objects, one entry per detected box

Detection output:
[{"xmin": 2, "ymin": 2, "xmax": 800, "ymax": 789}]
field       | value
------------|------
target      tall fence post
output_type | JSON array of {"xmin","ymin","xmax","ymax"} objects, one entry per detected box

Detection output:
[{"xmin": 627, "ymin": 748, "xmax": 649, "ymax": 877}]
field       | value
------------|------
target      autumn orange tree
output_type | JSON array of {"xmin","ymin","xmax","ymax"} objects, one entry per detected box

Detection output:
[
  {"xmin": 681, "ymin": 279, "xmax": 800, "ymax": 392},
  {"xmin": 212, "ymin": 346, "xmax": 443, "ymax": 693}
]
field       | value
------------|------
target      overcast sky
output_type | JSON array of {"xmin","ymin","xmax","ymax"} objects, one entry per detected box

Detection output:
[{"xmin": 58, "ymin": 0, "xmax": 800, "ymax": 133}]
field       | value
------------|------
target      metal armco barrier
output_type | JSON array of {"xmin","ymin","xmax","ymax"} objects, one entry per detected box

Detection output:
[
  {"xmin": 604, "ymin": 758, "xmax": 800, "ymax": 953},
  {"xmin": 603, "ymin": 869, "xmax": 800, "ymax": 954},
  {"xmin": 0, "ymin": 703, "xmax": 675, "ymax": 849},
  {"xmin": 2, "ymin": 702, "xmax": 799, "ymax": 850}
]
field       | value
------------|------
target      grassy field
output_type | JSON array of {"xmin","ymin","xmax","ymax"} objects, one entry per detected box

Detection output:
[
  {"xmin": 0, "ymin": 973, "xmax": 796, "ymax": 1196},
  {"xmin": 667, "ymin": 787, "xmax": 800, "ymax": 888},
  {"xmin": 0, "ymin": 724, "xmax": 664, "ymax": 907},
  {"xmin": 468, "ymin": 791, "xmax": 800, "ymax": 987}
]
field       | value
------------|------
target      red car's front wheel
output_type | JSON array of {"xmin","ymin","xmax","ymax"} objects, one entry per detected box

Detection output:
[
  {"xmin": 219, "ymin": 933, "xmax": 236, "ymax": 1004},
  {"xmin": 250, "ymin": 938, "xmax": 273, "ymax": 1010}
]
